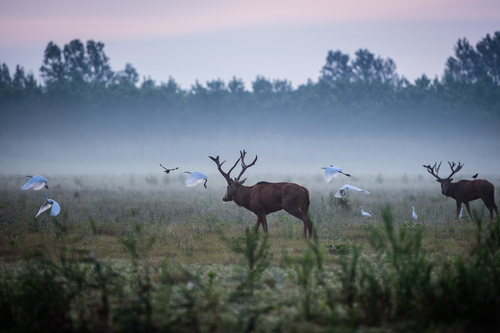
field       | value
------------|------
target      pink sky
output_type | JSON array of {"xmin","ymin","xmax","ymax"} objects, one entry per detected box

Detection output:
[
  {"xmin": 1, "ymin": 0, "xmax": 499, "ymax": 88},
  {"xmin": 1, "ymin": 0, "xmax": 498, "ymax": 45}
]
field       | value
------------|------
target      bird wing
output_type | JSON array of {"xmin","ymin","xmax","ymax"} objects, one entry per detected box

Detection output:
[
  {"xmin": 324, "ymin": 166, "xmax": 342, "ymax": 182},
  {"xmin": 49, "ymin": 200, "xmax": 61, "ymax": 216},
  {"xmin": 345, "ymin": 184, "xmax": 370, "ymax": 194},
  {"xmin": 334, "ymin": 189, "xmax": 344, "ymax": 198},
  {"xmin": 185, "ymin": 172, "xmax": 208, "ymax": 187},
  {"xmin": 324, "ymin": 169, "xmax": 336, "ymax": 183},
  {"xmin": 36, "ymin": 201, "xmax": 52, "ymax": 217},
  {"xmin": 22, "ymin": 175, "xmax": 47, "ymax": 190}
]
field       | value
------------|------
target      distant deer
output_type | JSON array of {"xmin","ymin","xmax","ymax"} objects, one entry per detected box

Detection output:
[
  {"xmin": 209, "ymin": 150, "xmax": 313, "ymax": 238},
  {"xmin": 423, "ymin": 161, "xmax": 498, "ymax": 220}
]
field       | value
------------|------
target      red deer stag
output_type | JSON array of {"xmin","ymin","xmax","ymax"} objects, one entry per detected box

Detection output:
[
  {"xmin": 423, "ymin": 161, "xmax": 498, "ymax": 220},
  {"xmin": 209, "ymin": 150, "xmax": 313, "ymax": 238}
]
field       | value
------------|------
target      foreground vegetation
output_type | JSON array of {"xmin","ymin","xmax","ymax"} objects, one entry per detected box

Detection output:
[{"xmin": 0, "ymin": 173, "xmax": 499, "ymax": 332}]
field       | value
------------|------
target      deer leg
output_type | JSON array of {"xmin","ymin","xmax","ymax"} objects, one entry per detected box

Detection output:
[
  {"xmin": 254, "ymin": 216, "xmax": 262, "ymax": 232},
  {"xmin": 260, "ymin": 214, "xmax": 269, "ymax": 234},
  {"xmin": 464, "ymin": 202, "xmax": 473, "ymax": 219},
  {"xmin": 284, "ymin": 207, "xmax": 312, "ymax": 239},
  {"xmin": 255, "ymin": 213, "xmax": 269, "ymax": 234},
  {"xmin": 481, "ymin": 196, "xmax": 498, "ymax": 220},
  {"xmin": 456, "ymin": 201, "xmax": 462, "ymax": 219}
]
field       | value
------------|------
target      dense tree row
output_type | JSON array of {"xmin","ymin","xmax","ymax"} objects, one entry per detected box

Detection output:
[{"xmin": 1, "ymin": 31, "xmax": 499, "ymax": 135}]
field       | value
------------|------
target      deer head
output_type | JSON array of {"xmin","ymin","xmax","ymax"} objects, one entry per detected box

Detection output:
[
  {"xmin": 423, "ymin": 161, "xmax": 463, "ymax": 195},
  {"xmin": 209, "ymin": 150, "xmax": 258, "ymax": 202}
]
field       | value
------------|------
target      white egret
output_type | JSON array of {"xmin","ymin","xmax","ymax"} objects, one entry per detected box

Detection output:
[
  {"xmin": 459, "ymin": 207, "xmax": 463, "ymax": 219},
  {"xmin": 412, "ymin": 206, "xmax": 418, "ymax": 220},
  {"xmin": 36, "ymin": 193, "xmax": 61, "ymax": 217},
  {"xmin": 361, "ymin": 208, "xmax": 371, "ymax": 217},
  {"xmin": 160, "ymin": 163, "xmax": 179, "ymax": 174},
  {"xmin": 21, "ymin": 175, "xmax": 49, "ymax": 190},
  {"xmin": 321, "ymin": 165, "xmax": 351, "ymax": 183},
  {"xmin": 184, "ymin": 171, "xmax": 208, "ymax": 188},
  {"xmin": 334, "ymin": 182, "xmax": 370, "ymax": 198}
]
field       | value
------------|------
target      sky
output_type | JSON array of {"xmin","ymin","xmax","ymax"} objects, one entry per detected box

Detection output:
[
  {"xmin": 1, "ymin": 0, "xmax": 499, "ymax": 90},
  {"xmin": 1, "ymin": 0, "xmax": 500, "ymax": 178}
]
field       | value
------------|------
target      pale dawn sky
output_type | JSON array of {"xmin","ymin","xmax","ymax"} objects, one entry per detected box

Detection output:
[{"xmin": 1, "ymin": 0, "xmax": 499, "ymax": 89}]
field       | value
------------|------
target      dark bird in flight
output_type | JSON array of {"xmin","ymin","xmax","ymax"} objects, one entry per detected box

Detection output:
[
  {"xmin": 160, "ymin": 163, "xmax": 179, "ymax": 174},
  {"xmin": 472, "ymin": 173, "xmax": 478, "ymax": 180}
]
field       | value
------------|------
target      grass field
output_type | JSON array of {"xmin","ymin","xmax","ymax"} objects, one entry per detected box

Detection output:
[{"xmin": 1, "ymin": 172, "xmax": 499, "ymax": 332}]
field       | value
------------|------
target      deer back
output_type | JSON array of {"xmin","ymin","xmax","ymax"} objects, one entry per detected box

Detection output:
[
  {"xmin": 243, "ymin": 182, "xmax": 309, "ymax": 214},
  {"xmin": 443, "ymin": 179, "xmax": 494, "ymax": 202}
]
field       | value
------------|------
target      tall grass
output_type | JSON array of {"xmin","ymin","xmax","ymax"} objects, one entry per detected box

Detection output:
[{"xmin": 0, "ymin": 173, "xmax": 499, "ymax": 332}]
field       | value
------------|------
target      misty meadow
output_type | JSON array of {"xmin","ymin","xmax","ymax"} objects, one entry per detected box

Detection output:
[{"xmin": 1, "ymin": 31, "xmax": 500, "ymax": 332}]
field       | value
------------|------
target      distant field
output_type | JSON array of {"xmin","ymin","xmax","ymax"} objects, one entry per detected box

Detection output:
[{"xmin": 1, "ymin": 173, "xmax": 499, "ymax": 332}]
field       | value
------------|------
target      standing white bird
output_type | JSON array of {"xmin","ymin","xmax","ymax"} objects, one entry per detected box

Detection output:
[
  {"xmin": 184, "ymin": 171, "xmax": 208, "ymax": 188},
  {"xmin": 321, "ymin": 165, "xmax": 351, "ymax": 183},
  {"xmin": 21, "ymin": 175, "xmax": 49, "ymax": 190},
  {"xmin": 459, "ymin": 207, "xmax": 463, "ymax": 219},
  {"xmin": 334, "ymin": 182, "xmax": 370, "ymax": 198},
  {"xmin": 412, "ymin": 206, "xmax": 418, "ymax": 220},
  {"xmin": 361, "ymin": 208, "xmax": 371, "ymax": 217},
  {"xmin": 36, "ymin": 193, "xmax": 61, "ymax": 217}
]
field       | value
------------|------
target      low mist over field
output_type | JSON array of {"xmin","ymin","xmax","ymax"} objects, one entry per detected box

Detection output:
[{"xmin": 1, "ymin": 110, "xmax": 499, "ymax": 178}]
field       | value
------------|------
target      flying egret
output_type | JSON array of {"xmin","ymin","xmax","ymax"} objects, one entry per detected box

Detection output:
[
  {"xmin": 36, "ymin": 193, "xmax": 61, "ymax": 217},
  {"xmin": 160, "ymin": 163, "xmax": 179, "ymax": 174},
  {"xmin": 21, "ymin": 175, "xmax": 49, "ymax": 190},
  {"xmin": 321, "ymin": 165, "xmax": 351, "ymax": 183},
  {"xmin": 184, "ymin": 171, "xmax": 208, "ymax": 189},
  {"xmin": 412, "ymin": 206, "xmax": 418, "ymax": 220},
  {"xmin": 361, "ymin": 208, "xmax": 371, "ymax": 217},
  {"xmin": 334, "ymin": 182, "xmax": 370, "ymax": 198}
]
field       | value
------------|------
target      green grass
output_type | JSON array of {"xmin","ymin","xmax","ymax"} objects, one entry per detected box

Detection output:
[{"xmin": 0, "ymin": 173, "xmax": 499, "ymax": 332}]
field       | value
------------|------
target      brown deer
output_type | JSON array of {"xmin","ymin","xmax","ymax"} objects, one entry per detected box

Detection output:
[
  {"xmin": 209, "ymin": 150, "xmax": 313, "ymax": 238},
  {"xmin": 423, "ymin": 161, "xmax": 498, "ymax": 220}
]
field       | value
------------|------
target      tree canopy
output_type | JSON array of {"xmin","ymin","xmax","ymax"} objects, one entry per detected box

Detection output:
[{"xmin": 1, "ymin": 32, "xmax": 499, "ymax": 137}]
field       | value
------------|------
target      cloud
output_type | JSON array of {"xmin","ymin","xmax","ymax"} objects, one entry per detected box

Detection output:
[{"xmin": 1, "ymin": 0, "xmax": 499, "ymax": 47}]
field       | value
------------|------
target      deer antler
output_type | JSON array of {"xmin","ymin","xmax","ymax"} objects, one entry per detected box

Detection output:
[
  {"xmin": 423, "ymin": 161, "xmax": 443, "ymax": 180},
  {"xmin": 446, "ymin": 161, "xmax": 463, "ymax": 180},
  {"xmin": 209, "ymin": 155, "xmax": 241, "ymax": 184},
  {"xmin": 235, "ymin": 150, "xmax": 258, "ymax": 181},
  {"xmin": 424, "ymin": 161, "xmax": 464, "ymax": 181}
]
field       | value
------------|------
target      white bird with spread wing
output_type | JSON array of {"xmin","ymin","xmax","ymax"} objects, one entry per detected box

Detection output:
[
  {"xmin": 184, "ymin": 171, "xmax": 208, "ymax": 188},
  {"xmin": 36, "ymin": 193, "xmax": 61, "ymax": 217},
  {"xmin": 21, "ymin": 175, "xmax": 49, "ymax": 190},
  {"xmin": 321, "ymin": 165, "xmax": 351, "ymax": 183},
  {"xmin": 334, "ymin": 182, "xmax": 370, "ymax": 198}
]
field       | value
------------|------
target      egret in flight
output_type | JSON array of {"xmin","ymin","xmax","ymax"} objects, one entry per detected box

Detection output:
[
  {"xmin": 412, "ymin": 206, "xmax": 418, "ymax": 220},
  {"xmin": 21, "ymin": 175, "xmax": 49, "ymax": 190},
  {"xmin": 36, "ymin": 193, "xmax": 61, "ymax": 217},
  {"xmin": 321, "ymin": 165, "xmax": 351, "ymax": 183},
  {"xmin": 160, "ymin": 163, "xmax": 179, "ymax": 174},
  {"xmin": 334, "ymin": 182, "xmax": 370, "ymax": 198},
  {"xmin": 361, "ymin": 208, "xmax": 371, "ymax": 217},
  {"xmin": 184, "ymin": 171, "xmax": 208, "ymax": 188}
]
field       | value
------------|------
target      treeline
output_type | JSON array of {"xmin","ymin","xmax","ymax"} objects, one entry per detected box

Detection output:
[{"xmin": 1, "ymin": 31, "xmax": 499, "ymax": 135}]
